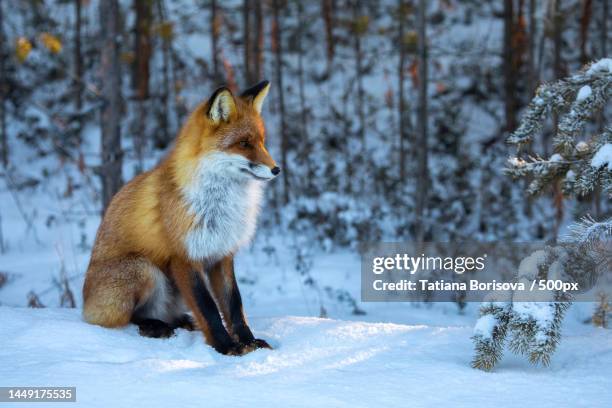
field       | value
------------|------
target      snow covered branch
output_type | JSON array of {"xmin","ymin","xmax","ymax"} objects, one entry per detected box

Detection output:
[
  {"xmin": 506, "ymin": 59, "xmax": 612, "ymax": 197},
  {"xmin": 472, "ymin": 216, "xmax": 611, "ymax": 371}
]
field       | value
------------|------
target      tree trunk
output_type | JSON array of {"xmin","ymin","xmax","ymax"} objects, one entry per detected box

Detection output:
[
  {"xmin": 414, "ymin": 0, "xmax": 428, "ymax": 243},
  {"xmin": 579, "ymin": 0, "xmax": 592, "ymax": 65},
  {"xmin": 601, "ymin": 0, "xmax": 608, "ymax": 58},
  {"xmin": 552, "ymin": 0, "xmax": 564, "ymax": 239},
  {"xmin": 527, "ymin": 0, "xmax": 536, "ymax": 96},
  {"xmin": 211, "ymin": 0, "xmax": 220, "ymax": 82},
  {"xmin": 296, "ymin": 1, "xmax": 312, "ymax": 181},
  {"xmin": 133, "ymin": 0, "xmax": 153, "ymax": 172},
  {"xmin": 155, "ymin": 0, "xmax": 171, "ymax": 149},
  {"xmin": 552, "ymin": 0, "xmax": 563, "ymax": 80},
  {"xmin": 550, "ymin": 0, "xmax": 563, "ymax": 143},
  {"xmin": 253, "ymin": 0, "xmax": 264, "ymax": 81},
  {"xmin": 74, "ymin": 0, "xmax": 83, "ymax": 116},
  {"xmin": 99, "ymin": 0, "xmax": 123, "ymax": 213},
  {"xmin": 398, "ymin": 0, "xmax": 408, "ymax": 180},
  {"xmin": 243, "ymin": 0, "xmax": 253, "ymax": 85},
  {"xmin": 321, "ymin": 0, "xmax": 334, "ymax": 75},
  {"xmin": 342, "ymin": 92, "xmax": 353, "ymax": 194},
  {"xmin": 503, "ymin": 0, "xmax": 516, "ymax": 133},
  {"xmin": 0, "ymin": 0, "xmax": 7, "ymax": 167},
  {"xmin": 524, "ymin": 0, "xmax": 536, "ymax": 221},
  {"xmin": 352, "ymin": 1, "xmax": 366, "ymax": 193},
  {"xmin": 593, "ymin": 0, "xmax": 608, "ymax": 219},
  {"xmin": 133, "ymin": 0, "xmax": 152, "ymax": 99},
  {"xmin": 535, "ymin": 1, "xmax": 547, "ymax": 80},
  {"xmin": 272, "ymin": 0, "xmax": 288, "ymax": 204}
]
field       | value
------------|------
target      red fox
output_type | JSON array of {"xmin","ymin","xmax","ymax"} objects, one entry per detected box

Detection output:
[{"xmin": 83, "ymin": 81, "xmax": 279, "ymax": 355}]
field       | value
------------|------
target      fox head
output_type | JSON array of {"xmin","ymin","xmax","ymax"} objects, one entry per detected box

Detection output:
[{"xmin": 175, "ymin": 80, "xmax": 279, "ymax": 183}]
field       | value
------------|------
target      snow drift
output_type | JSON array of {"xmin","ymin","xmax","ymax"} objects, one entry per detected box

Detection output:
[{"xmin": 1, "ymin": 307, "xmax": 610, "ymax": 408}]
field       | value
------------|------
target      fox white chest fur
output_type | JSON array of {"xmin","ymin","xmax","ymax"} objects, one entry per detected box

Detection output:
[{"xmin": 182, "ymin": 152, "xmax": 264, "ymax": 261}]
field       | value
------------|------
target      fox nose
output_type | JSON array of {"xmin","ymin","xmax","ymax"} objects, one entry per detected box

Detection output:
[{"xmin": 271, "ymin": 166, "xmax": 281, "ymax": 176}]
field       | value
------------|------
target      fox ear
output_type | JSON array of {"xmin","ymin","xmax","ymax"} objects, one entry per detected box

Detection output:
[
  {"xmin": 207, "ymin": 87, "xmax": 236, "ymax": 123},
  {"xmin": 241, "ymin": 80, "xmax": 270, "ymax": 114}
]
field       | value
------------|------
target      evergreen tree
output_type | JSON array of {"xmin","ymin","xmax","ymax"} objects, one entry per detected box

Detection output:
[
  {"xmin": 506, "ymin": 59, "xmax": 612, "ymax": 198},
  {"xmin": 475, "ymin": 59, "xmax": 611, "ymax": 370},
  {"xmin": 472, "ymin": 216, "xmax": 610, "ymax": 371}
]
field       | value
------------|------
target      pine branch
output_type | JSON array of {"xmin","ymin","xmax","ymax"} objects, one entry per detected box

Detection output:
[
  {"xmin": 507, "ymin": 58, "xmax": 611, "ymax": 198},
  {"xmin": 471, "ymin": 303, "xmax": 512, "ymax": 371}
]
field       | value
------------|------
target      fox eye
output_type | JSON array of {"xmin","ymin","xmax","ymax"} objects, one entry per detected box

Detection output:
[{"xmin": 239, "ymin": 140, "xmax": 252, "ymax": 149}]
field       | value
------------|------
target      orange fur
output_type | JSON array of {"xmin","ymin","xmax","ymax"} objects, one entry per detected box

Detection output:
[{"xmin": 83, "ymin": 83, "xmax": 276, "ymax": 344}]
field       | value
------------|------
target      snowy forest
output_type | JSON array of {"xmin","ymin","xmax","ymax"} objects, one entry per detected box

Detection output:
[{"xmin": 0, "ymin": 0, "xmax": 610, "ymax": 407}]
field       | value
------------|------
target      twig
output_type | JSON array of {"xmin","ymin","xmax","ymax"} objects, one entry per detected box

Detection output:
[
  {"xmin": 54, "ymin": 243, "xmax": 76, "ymax": 308},
  {"xmin": 0, "ymin": 213, "xmax": 5, "ymax": 253},
  {"xmin": 3, "ymin": 170, "xmax": 42, "ymax": 245},
  {"xmin": 27, "ymin": 291, "xmax": 45, "ymax": 308}
]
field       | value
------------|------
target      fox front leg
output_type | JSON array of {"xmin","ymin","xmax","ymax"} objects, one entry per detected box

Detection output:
[
  {"xmin": 171, "ymin": 258, "xmax": 252, "ymax": 355},
  {"xmin": 207, "ymin": 256, "xmax": 272, "ymax": 351}
]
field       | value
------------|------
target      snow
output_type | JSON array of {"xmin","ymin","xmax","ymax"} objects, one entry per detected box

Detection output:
[
  {"xmin": 576, "ymin": 85, "xmax": 592, "ymax": 101},
  {"xmin": 575, "ymin": 141, "xmax": 589, "ymax": 153},
  {"xmin": 549, "ymin": 153, "xmax": 563, "ymax": 162},
  {"xmin": 508, "ymin": 157, "xmax": 525, "ymax": 167},
  {"xmin": 1, "ymin": 306, "xmax": 611, "ymax": 408},
  {"xmin": 513, "ymin": 302, "xmax": 554, "ymax": 325},
  {"xmin": 587, "ymin": 58, "xmax": 612, "ymax": 75},
  {"xmin": 473, "ymin": 314, "xmax": 496, "ymax": 339},
  {"xmin": 591, "ymin": 143, "xmax": 612, "ymax": 169},
  {"xmin": 517, "ymin": 250, "xmax": 547, "ymax": 281}
]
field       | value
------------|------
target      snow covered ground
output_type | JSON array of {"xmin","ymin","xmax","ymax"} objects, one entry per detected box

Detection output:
[
  {"xmin": 1, "ymin": 304, "xmax": 611, "ymax": 408},
  {"xmin": 1, "ymin": 227, "xmax": 611, "ymax": 407}
]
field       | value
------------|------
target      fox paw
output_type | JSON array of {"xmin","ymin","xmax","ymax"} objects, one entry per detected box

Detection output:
[
  {"xmin": 247, "ymin": 338, "xmax": 272, "ymax": 350},
  {"xmin": 223, "ymin": 342, "xmax": 252, "ymax": 356},
  {"xmin": 221, "ymin": 339, "xmax": 272, "ymax": 356},
  {"xmin": 173, "ymin": 314, "xmax": 196, "ymax": 331},
  {"xmin": 136, "ymin": 319, "xmax": 176, "ymax": 338}
]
